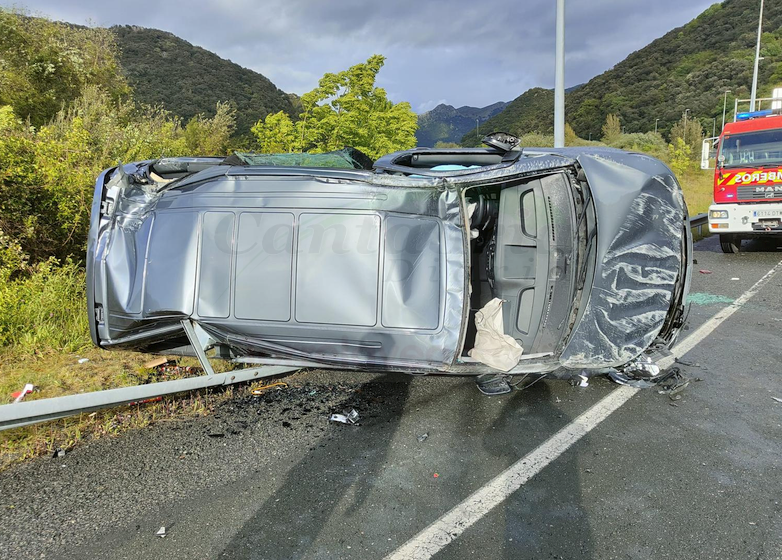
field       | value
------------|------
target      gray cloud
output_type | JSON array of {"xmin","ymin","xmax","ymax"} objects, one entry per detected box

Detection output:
[{"xmin": 10, "ymin": 0, "xmax": 715, "ymax": 112}]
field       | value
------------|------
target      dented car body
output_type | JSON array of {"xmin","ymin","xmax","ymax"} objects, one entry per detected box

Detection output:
[{"xmin": 87, "ymin": 143, "xmax": 692, "ymax": 378}]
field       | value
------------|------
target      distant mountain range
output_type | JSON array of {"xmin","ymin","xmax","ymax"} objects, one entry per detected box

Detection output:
[
  {"xmin": 113, "ymin": 26, "xmax": 298, "ymax": 136},
  {"xmin": 416, "ymin": 102, "xmax": 508, "ymax": 147},
  {"xmin": 111, "ymin": 0, "xmax": 782, "ymax": 149},
  {"xmin": 461, "ymin": 0, "xmax": 782, "ymax": 144}
]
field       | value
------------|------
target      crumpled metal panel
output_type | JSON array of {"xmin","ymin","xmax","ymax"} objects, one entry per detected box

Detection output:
[
  {"xmin": 559, "ymin": 150, "xmax": 688, "ymax": 368},
  {"xmin": 91, "ymin": 169, "xmax": 466, "ymax": 369}
]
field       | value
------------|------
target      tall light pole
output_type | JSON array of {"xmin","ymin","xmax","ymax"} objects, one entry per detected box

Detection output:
[
  {"xmin": 712, "ymin": 118, "xmax": 717, "ymax": 138},
  {"xmin": 750, "ymin": 0, "xmax": 765, "ymax": 111},
  {"xmin": 683, "ymin": 109, "xmax": 690, "ymax": 143},
  {"xmin": 554, "ymin": 0, "xmax": 565, "ymax": 148},
  {"xmin": 721, "ymin": 89, "xmax": 731, "ymax": 131},
  {"xmin": 655, "ymin": 118, "xmax": 660, "ymax": 134}
]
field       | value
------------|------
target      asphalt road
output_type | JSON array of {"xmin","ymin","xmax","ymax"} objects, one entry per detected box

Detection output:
[{"xmin": 1, "ymin": 235, "xmax": 781, "ymax": 560}]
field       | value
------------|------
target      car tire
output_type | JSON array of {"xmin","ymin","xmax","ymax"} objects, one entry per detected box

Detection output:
[{"xmin": 719, "ymin": 234, "xmax": 741, "ymax": 254}]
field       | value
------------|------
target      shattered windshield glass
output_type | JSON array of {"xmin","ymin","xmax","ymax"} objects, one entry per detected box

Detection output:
[{"xmin": 227, "ymin": 148, "xmax": 373, "ymax": 169}]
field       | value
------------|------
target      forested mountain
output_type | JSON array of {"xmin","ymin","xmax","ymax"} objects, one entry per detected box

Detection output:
[
  {"xmin": 113, "ymin": 26, "xmax": 297, "ymax": 136},
  {"xmin": 461, "ymin": 0, "xmax": 782, "ymax": 144},
  {"xmin": 460, "ymin": 89, "xmax": 555, "ymax": 147},
  {"xmin": 416, "ymin": 101, "xmax": 507, "ymax": 146}
]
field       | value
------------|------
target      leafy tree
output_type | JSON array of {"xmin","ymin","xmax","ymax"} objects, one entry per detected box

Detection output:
[
  {"xmin": 252, "ymin": 55, "xmax": 417, "ymax": 159},
  {"xmin": 251, "ymin": 110, "xmax": 298, "ymax": 153},
  {"xmin": 183, "ymin": 102, "xmax": 236, "ymax": 155},
  {"xmin": 668, "ymin": 137, "xmax": 693, "ymax": 176},
  {"xmin": 0, "ymin": 9, "xmax": 129, "ymax": 126},
  {"xmin": 670, "ymin": 113, "xmax": 704, "ymax": 160},
  {"xmin": 601, "ymin": 114, "xmax": 622, "ymax": 142},
  {"xmin": 564, "ymin": 123, "xmax": 579, "ymax": 146},
  {"xmin": 1, "ymin": 87, "xmax": 236, "ymax": 267}
]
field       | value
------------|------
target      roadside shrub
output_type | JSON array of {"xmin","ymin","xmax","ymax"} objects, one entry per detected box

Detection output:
[
  {"xmin": 606, "ymin": 132, "xmax": 668, "ymax": 160},
  {"xmin": 0, "ymin": 259, "xmax": 89, "ymax": 354}
]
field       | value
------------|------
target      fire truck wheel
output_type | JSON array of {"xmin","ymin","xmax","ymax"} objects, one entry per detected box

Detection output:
[{"xmin": 719, "ymin": 234, "xmax": 742, "ymax": 254}]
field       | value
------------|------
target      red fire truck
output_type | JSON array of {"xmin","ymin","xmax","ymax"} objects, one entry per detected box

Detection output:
[{"xmin": 704, "ymin": 97, "xmax": 782, "ymax": 253}]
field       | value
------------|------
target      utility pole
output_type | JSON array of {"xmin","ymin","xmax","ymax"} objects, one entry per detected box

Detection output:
[
  {"xmin": 750, "ymin": 0, "xmax": 764, "ymax": 111},
  {"xmin": 712, "ymin": 118, "xmax": 716, "ymax": 138},
  {"xmin": 554, "ymin": 0, "xmax": 565, "ymax": 148},
  {"xmin": 476, "ymin": 117, "xmax": 479, "ymax": 139},
  {"xmin": 655, "ymin": 118, "xmax": 660, "ymax": 134},
  {"xmin": 721, "ymin": 89, "xmax": 731, "ymax": 131},
  {"xmin": 684, "ymin": 109, "xmax": 690, "ymax": 143}
]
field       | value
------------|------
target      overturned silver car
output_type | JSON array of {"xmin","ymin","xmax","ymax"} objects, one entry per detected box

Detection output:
[{"xmin": 87, "ymin": 136, "xmax": 692, "ymax": 380}]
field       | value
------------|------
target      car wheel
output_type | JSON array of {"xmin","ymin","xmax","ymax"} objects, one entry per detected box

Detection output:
[{"xmin": 719, "ymin": 234, "xmax": 741, "ymax": 254}]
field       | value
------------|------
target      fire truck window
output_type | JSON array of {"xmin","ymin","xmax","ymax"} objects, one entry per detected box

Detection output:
[{"xmin": 722, "ymin": 129, "xmax": 782, "ymax": 167}]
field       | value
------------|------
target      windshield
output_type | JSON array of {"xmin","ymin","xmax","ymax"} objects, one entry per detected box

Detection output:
[{"xmin": 721, "ymin": 129, "xmax": 782, "ymax": 168}]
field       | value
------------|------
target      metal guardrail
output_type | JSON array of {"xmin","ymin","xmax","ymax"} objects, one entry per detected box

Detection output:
[
  {"xmin": 0, "ymin": 366, "xmax": 298, "ymax": 431},
  {"xmin": 0, "ymin": 319, "xmax": 300, "ymax": 431},
  {"xmin": 690, "ymin": 213, "xmax": 708, "ymax": 237}
]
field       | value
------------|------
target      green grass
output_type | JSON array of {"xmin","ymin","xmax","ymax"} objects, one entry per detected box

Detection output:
[
  {"xmin": 679, "ymin": 168, "xmax": 714, "ymax": 216},
  {"xmin": 0, "ymin": 259, "xmax": 89, "ymax": 353},
  {"xmin": 0, "ymin": 261, "xmax": 247, "ymax": 469}
]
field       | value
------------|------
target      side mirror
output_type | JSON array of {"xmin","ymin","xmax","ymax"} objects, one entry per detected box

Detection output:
[{"xmin": 701, "ymin": 138, "xmax": 714, "ymax": 170}]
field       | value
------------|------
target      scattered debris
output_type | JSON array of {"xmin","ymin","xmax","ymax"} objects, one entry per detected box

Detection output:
[
  {"xmin": 731, "ymin": 277, "xmax": 740, "ymax": 281},
  {"xmin": 417, "ymin": 433, "xmax": 429, "ymax": 443},
  {"xmin": 143, "ymin": 356, "xmax": 173, "ymax": 369},
  {"xmin": 433, "ymin": 473, "xmax": 439, "ymax": 478},
  {"xmin": 772, "ymin": 397, "xmax": 782, "ymax": 404},
  {"xmin": 52, "ymin": 448, "xmax": 66, "ymax": 459},
  {"xmin": 609, "ymin": 357, "xmax": 663, "ymax": 388},
  {"xmin": 11, "ymin": 383, "xmax": 34, "ymax": 403},
  {"xmin": 251, "ymin": 382, "xmax": 289, "ymax": 396},
  {"xmin": 156, "ymin": 526, "xmax": 167, "ymax": 538},
  {"xmin": 77, "ymin": 358, "xmax": 90, "ymax": 364},
  {"xmin": 608, "ymin": 371, "xmax": 655, "ymax": 388},
  {"xmin": 675, "ymin": 358, "xmax": 700, "ymax": 368},
  {"xmin": 688, "ymin": 293, "xmax": 735, "ymax": 306},
  {"xmin": 625, "ymin": 356, "xmax": 661, "ymax": 378},
  {"xmin": 128, "ymin": 396, "xmax": 162, "ymax": 406},
  {"xmin": 611, "ymin": 361, "xmax": 692, "ymax": 398},
  {"xmin": 330, "ymin": 409, "xmax": 360, "ymax": 425},
  {"xmin": 657, "ymin": 368, "xmax": 690, "ymax": 395},
  {"xmin": 699, "ymin": 269, "xmax": 712, "ymax": 274}
]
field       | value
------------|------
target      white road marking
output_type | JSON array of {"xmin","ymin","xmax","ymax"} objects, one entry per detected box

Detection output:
[{"xmin": 385, "ymin": 258, "xmax": 782, "ymax": 560}]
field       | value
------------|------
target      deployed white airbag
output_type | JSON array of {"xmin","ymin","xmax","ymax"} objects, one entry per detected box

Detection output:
[{"xmin": 468, "ymin": 298, "xmax": 524, "ymax": 371}]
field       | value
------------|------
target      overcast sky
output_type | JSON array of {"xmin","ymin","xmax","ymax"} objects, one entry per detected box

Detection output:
[{"xmin": 13, "ymin": 0, "xmax": 716, "ymax": 113}]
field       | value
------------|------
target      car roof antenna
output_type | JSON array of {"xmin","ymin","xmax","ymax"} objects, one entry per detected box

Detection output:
[{"xmin": 482, "ymin": 131, "xmax": 521, "ymax": 153}]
